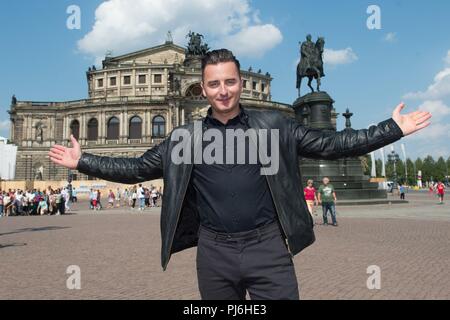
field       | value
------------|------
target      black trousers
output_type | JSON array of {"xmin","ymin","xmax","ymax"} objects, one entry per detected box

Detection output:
[{"xmin": 196, "ymin": 221, "xmax": 299, "ymax": 300}]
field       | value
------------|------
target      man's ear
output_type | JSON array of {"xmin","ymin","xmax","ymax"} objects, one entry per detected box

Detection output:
[{"xmin": 201, "ymin": 81, "xmax": 206, "ymax": 97}]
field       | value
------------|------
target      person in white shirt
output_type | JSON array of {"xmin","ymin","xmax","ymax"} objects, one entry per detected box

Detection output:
[
  {"xmin": 38, "ymin": 198, "xmax": 49, "ymax": 215},
  {"xmin": 15, "ymin": 191, "xmax": 24, "ymax": 215},
  {"xmin": 137, "ymin": 184, "xmax": 145, "ymax": 211},
  {"xmin": 61, "ymin": 188, "xmax": 70, "ymax": 212}
]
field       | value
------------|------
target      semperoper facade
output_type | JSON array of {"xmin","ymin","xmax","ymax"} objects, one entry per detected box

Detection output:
[{"xmin": 8, "ymin": 32, "xmax": 293, "ymax": 181}]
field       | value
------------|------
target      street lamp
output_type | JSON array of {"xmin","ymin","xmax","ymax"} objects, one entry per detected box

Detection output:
[{"xmin": 387, "ymin": 150, "xmax": 400, "ymax": 190}]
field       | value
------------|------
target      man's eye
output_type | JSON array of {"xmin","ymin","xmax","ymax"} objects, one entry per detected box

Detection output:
[
  {"xmin": 226, "ymin": 80, "xmax": 237, "ymax": 85},
  {"xmin": 209, "ymin": 82, "xmax": 219, "ymax": 87}
]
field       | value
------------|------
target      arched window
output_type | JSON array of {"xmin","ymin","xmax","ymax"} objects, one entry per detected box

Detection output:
[
  {"xmin": 152, "ymin": 116, "xmax": 166, "ymax": 138},
  {"xmin": 129, "ymin": 116, "xmax": 142, "ymax": 139},
  {"xmin": 185, "ymin": 83, "xmax": 205, "ymax": 100},
  {"xmin": 87, "ymin": 118, "xmax": 98, "ymax": 141},
  {"xmin": 70, "ymin": 120, "xmax": 80, "ymax": 140},
  {"xmin": 107, "ymin": 116, "xmax": 120, "ymax": 140}
]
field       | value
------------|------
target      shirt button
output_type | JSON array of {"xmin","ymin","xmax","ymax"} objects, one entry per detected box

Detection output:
[{"xmin": 230, "ymin": 192, "xmax": 236, "ymax": 198}]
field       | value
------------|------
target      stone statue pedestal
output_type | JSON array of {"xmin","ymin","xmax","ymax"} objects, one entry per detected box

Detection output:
[
  {"xmin": 183, "ymin": 55, "xmax": 202, "ymax": 69},
  {"xmin": 293, "ymin": 91, "xmax": 335, "ymax": 130},
  {"xmin": 293, "ymin": 92, "xmax": 391, "ymax": 204}
]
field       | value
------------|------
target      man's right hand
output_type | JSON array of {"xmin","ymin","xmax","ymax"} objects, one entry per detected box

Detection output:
[{"xmin": 48, "ymin": 134, "xmax": 81, "ymax": 170}]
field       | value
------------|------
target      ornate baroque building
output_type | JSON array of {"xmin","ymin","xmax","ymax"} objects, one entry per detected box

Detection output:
[{"xmin": 9, "ymin": 36, "xmax": 293, "ymax": 181}]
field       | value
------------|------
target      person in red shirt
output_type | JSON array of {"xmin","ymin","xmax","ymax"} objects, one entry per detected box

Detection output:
[
  {"xmin": 304, "ymin": 179, "xmax": 318, "ymax": 221},
  {"xmin": 437, "ymin": 181, "xmax": 445, "ymax": 204}
]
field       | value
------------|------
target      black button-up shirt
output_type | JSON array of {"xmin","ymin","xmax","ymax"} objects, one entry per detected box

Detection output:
[{"xmin": 191, "ymin": 106, "xmax": 278, "ymax": 233}]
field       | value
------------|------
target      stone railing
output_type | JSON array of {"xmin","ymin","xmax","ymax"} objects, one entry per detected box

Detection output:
[{"xmin": 13, "ymin": 95, "xmax": 166, "ymax": 109}]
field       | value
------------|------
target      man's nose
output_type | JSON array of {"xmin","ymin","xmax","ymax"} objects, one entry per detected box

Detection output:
[{"xmin": 219, "ymin": 83, "xmax": 228, "ymax": 95}]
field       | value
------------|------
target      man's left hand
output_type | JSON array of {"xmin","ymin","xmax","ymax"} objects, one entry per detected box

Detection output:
[{"xmin": 392, "ymin": 102, "xmax": 432, "ymax": 136}]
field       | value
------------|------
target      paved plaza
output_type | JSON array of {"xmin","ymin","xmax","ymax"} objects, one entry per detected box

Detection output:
[{"xmin": 1, "ymin": 191, "xmax": 449, "ymax": 300}]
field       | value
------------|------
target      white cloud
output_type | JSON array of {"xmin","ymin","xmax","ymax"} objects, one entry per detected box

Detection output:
[
  {"xmin": 77, "ymin": 0, "xmax": 282, "ymax": 63},
  {"xmin": 221, "ymin": 25, "xmax": 282, "ymax": 58},
  {"xmin": 403, "ymin": 68, "xmax": 450, "ymax": 100},
  {"xmin": 401, "ymin": 50, "xmax": 450, "ymax": 160},
  {"xmin": 416, "ymin": 100, "xmax": 450, "ymax": 119},
  {"xmin": 406, "ymin": 122, "xmax": 450, "ymax": 140},
  {"xmin": 403, "ymin": 50, "xmax": 450, "ymax": 100},
  {"xmin": 384, "ymin": 32, "xmax": 397, "ymax": 43},
  {"xmin": 445, "ymin": 50, "xmax": 450, "ymax": 65},
  {"xmin": 323, "ymin": 48, "xmax": 358, "ymax": 66}
]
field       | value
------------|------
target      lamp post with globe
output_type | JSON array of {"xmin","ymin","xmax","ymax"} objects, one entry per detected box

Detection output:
[{"xmin": 387, "ymin": 150, "xmax": 400, "ymax": 190}]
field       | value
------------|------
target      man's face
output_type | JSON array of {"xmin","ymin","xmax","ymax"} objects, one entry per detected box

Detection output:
[
  {"xmin": 201, "ymin": 61, "xmax": 243, "ymax": 116},
  {"xmin": 323, "ymin": 178, "xmax": 329, "ymax": 185}
]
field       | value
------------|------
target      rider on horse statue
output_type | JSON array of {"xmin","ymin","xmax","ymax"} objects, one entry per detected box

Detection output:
[{"xmin": 296, "ymin": 34, "xmax": 325, "ymax": 96}]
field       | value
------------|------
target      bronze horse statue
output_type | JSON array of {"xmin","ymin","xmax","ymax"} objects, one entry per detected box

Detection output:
[{"xmin": 296, "ymin": 37, "xmax": 325, "ymax": 96}]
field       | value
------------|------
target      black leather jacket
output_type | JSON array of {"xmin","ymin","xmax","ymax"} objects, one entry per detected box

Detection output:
[{"xmin": 76, "ymin": 107, "xmax": 403, "ymax": 270}]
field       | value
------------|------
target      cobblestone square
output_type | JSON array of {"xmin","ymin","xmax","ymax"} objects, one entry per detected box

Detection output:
[{"xmin": 1, "ymin": 191, "xmax": 449, "ymax": 300}]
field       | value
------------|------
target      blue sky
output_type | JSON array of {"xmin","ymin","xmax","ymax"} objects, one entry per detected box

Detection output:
[{"xmin": 1, "ymin": 0, "xmax": 449, "ymax": 160}]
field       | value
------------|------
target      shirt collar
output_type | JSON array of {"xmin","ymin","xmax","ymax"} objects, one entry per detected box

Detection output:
[{"xmin": 204, "ymin": 103, "xmax": 248, "ymax": 127}]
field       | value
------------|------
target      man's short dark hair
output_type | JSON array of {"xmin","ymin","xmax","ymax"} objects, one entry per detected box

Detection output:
[{"xmin": 201, "ymin": 49, "xmax": 241, "ymax": 79}]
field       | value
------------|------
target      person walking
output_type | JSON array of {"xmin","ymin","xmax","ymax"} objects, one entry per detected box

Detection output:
[
  {"xmin": 318, "ymin": 177, "xmax": 338, "ymax": 226},
  {"xmin": 96, "ymin": 189, "xmax": 103, "ymax": 210},
  {"xmin": 131, "ymin": 187, "xmax": 137, "ymax": 210},
  {"xmin": 303, "ymin": 180, "xmax": 318, "ymax": 221},
  {"xmin": 399, "ymin": 184, "xmax": 406, "ymax": 200},
  {"xmin": 137, "ymin": 184, "xmax": 145, "ymax": 211},
  {"xmin": 107, "ymin": 189, "xmax": 115, "ymax": 208},
  {"xmin": 437, "ymin": 181, "xmax": 445, "ymax": 204}
]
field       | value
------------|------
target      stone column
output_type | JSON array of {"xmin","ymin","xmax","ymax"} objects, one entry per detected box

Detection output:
[
  {"xmin": 123, "ymin": 110, "xmax": 128, "ymax": 141},
  {"xmin": 167, "ymin": 105, "xmax": 172, "ymax": 132},
  {"xmin": 148, "ymin": 68, "xmax": 152, "ymax": 97},
  {"xmin": 119, "ymin": 110, "xmax": 125, "ymax": 144},
  {"xmin": 26, "ymin": 115, "xmax": 32, "ymax": 141},
  {"xmin": 103, "ymin": 111, "xmax": 107, "ymax": 144},
  {"xmin": 117, "ymin": 70, "xmax": 121, "ymax": 97},
  {"xmin": 144, "ymin": 110, "xmax": 150, "ymax": 142},
  {"xmin": 80, "ymin": 113, "xmax": 86, "ymax": 145},
  {"xmin": 164, "ymin": 68, "xmax": 168, "ymax": 95},
  {"xmin": 62, "ymin": 116, "xmax": 67, "ymax": 144},
  {"xmin": 132, "ymin": 68, "xmax": 136, "ymax": 96},
  {"xmin": 49, "ymin": 116, "xmax": 54, "ymax": 142}
]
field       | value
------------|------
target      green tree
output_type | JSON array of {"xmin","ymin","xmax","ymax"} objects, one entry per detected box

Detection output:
[
  {"xmin": 446, "ymin": 157, "xmax": 450, "ymax": 184},
  {"xmin": 396, "ymin": 159, "xmax": 406, "ymax": 183},
  {"xmin": 375, "ymin": 159, "xmax": 383, "ymax": 177},
  {"xmin": 406, "ymin": 158, "xmax": 415, "ymax": 185},
  {"xmin": 422, "ymin": 155, "xmax": 436, "ymax": 183},
  {"xmin": 436, "ymin": 157, "xmax": 447, "ymax": 182}
]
